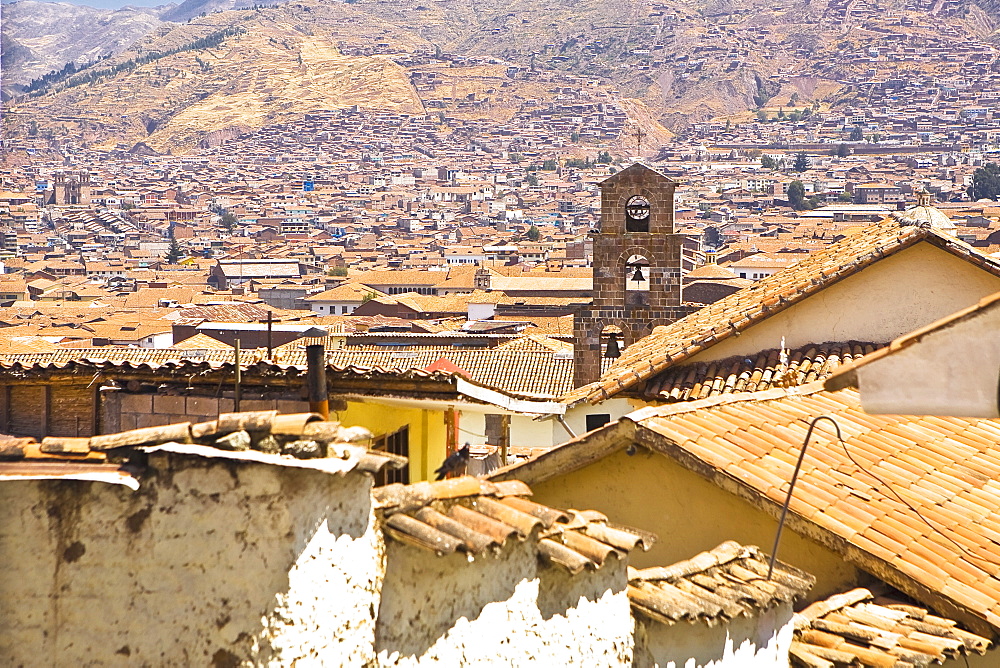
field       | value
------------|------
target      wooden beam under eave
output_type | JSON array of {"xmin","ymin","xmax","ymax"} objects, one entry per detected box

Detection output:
[{"xmin": 489, "ymin": 419, "xmax": 636, "ymax": 485}]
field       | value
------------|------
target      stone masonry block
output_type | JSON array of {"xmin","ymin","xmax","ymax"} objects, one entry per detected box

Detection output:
[
  {"xmin": 239, "ymin": 399, "xmax": 274, "ymax": 413},
  {"xmin": 186, "ymin": 396, "xmax": 221, "ymax": 419},
  {"xmin": 135, "ymin": 413, "xmax": 170, "ymax": 429},
  {"xmin": 277, "ymin": 400, "xmax": 307, "ymax": 415},
  {"xmin": 153, "ymin": 395, "xmax": 186, "ymax": 415},
  {"xmin": 119, "ymin": 393, "xmax": 152, "ymax": 414}
]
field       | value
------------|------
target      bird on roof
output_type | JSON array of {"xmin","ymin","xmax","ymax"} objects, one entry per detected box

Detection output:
[{"xmin": 434, "ymin": 442, "xmax": 470, "ymax": 481}]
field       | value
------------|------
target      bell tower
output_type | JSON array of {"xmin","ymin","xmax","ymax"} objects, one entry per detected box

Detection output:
[{"xmin": 574, "ymin": 163, "xmax": 690, "ymax": 387}]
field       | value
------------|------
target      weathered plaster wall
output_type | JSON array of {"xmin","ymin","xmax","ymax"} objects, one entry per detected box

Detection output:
[
  {"xmin": 855, "ymin": 303, "xmax": 1000, "ymax": 417},
  {"xmin": 633, "ymin": 604, "xmax": 795, "ymax": 668},
  {"xmin": 0, "ymin": 454, "xmax": 382, "ymax": 666},
  {"xmin": 527, "ymin": 448, "xmax": 866, "ymax": 602},
  {"xmin": 376, "ymin": 537, "xmax": 634, "ymax": 666},
  {"xmin": 688, "ymin": 242, "xmax": 1000, "ymax": 364}
]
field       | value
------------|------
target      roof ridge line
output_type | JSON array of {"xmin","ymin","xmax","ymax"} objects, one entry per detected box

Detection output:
[{"xmin": 624, "ymin": 379, "xmax": 828, "ymax": 423}]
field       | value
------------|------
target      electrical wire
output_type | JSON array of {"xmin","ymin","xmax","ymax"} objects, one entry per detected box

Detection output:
[
  {"xmin": 832, "ymin": 418, "xmax": 998, "ymax": 573},
  {"xmin": 768, "ymin": 415, "xmax": 998, "ymax": 580}
]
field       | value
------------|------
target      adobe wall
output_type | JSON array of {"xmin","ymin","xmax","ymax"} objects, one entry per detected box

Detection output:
[
  {"xmin": 526, "ymin": 448, "xmax": 866, "ymax": 603},
  {"xmin": 0, "ymin": 452, "xmax": 382, "ymax": 666},
  {"xmin": 633, "ymin": 604, "xmax": 796, "ymax": 668},
  {"xmin": 375, "ymin": 538, "xmax": 633, "ymax": 666}
]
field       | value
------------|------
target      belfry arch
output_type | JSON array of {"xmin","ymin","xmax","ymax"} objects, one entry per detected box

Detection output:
[{"xmin": 573, "ymin": 163, "xmax": 692, "ymax": 387}]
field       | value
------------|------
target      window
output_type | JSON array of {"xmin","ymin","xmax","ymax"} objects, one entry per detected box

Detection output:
[
  {"xmin": 625, "ymin": 195, "xmax": 650, "ymax": 232},
  {"xmin": 586, "ymin": 414, "xmax": 611, "ymax": 431},
  {"xmin": 484, "ymin": 414, "xmax": 509, "ymax": 446},
  {"xmin": 373, "ymin": 426, "xmax": 409, "ymax": 486}
]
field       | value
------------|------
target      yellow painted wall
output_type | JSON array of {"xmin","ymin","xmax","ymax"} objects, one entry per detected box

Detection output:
[
  {"xmin": 529, "ymin": 448, "xmax": 867, "ymax": 602},
  {"xmin": 690, "ymin": 241, "xmax": 1000, "ymax": 363},
  {"xmin": 337, "ymin": 401, "xmax": 447, "ymax": 482}
]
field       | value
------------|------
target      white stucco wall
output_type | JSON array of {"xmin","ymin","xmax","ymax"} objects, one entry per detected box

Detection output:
[
  {"xmin": 856, "ymin": 301, "xmax": 1000, "ymax": 417},
  {"xmin": 688, "ymin": 242, "xmax": 1000, "ymax": 363},
  {"xmin": 633, "ymin": 604, "xmax": 795, "ymax": 668},
  {"xmin": 560, "ymin": 398, "xmax": 642, "ymax": 444},
  {"xmin": 0, "ymin": 453, "xmax": 383, "ymax": 667},
  {"xmin": 376, "ymin": 538, "xmax": 634, "ymax": 666}
]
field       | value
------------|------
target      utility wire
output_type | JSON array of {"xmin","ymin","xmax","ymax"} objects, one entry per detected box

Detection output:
[{"xmin": 768, "ymin": 415, "xmax": 998, "ymax": 580}]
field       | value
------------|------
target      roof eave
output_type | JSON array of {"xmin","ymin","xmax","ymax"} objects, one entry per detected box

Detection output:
[
  {"xmin": 629, "ymin": 415, "xmax": 1000, "ymax": 639},
  {"xmin": 588, "ymin": 227, "xmax": 1000, "ymax": 405}
]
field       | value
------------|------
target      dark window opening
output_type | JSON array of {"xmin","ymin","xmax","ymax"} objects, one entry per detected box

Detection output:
[
  {"xmin": 625, "ymin": 195, "xmax": 650, "ymax": 232},
  {"xmin": 484, "ymin": 414, "xmax": 509, "ymax": 446},
  {"xmin": 586, "ymin": 414, "xmax": 612, "ymax": 431},
  {"xmin": 373, "ymin": 425, "xmax": 410, "ymax": 486}
]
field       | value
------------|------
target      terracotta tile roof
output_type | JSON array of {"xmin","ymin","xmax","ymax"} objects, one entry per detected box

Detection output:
[
  {"xmin": 627, "ymin": 384, "xmax": 1000, "ymax": 636},
  {"xmin": 373, "ymin": 476, "xmax": 654, "ymax": 574},
  {"xmin": 628, "ymin": 541, "xmax": 814, "ymax": 626},
  {"xmin": 0, "ymin": 348, "xmax": 238, "ymax": 367},
  {"xmin": 646, "ymin": 341, "xmax": 882, "ymax": 402},
  {"xmin": 305, "ymin": 347, "xmax": 573, "ymax": 398},
  {"xmin": 577, "ymin": 218, "xmax": 1000, "ymax": 405},
  {"xmin": 792, "ymin": 587, "xmax": 992, "ymax": 667},
  {"xmin": 171, "ymin": 333, "xmax": 237, "ymax": 350},
  {"xmin": 0, "ymin": 411, "xmax": 405, "ymax": 486}
]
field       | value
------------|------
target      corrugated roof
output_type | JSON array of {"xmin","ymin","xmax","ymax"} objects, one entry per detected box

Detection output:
[
  {"xmin": 628, "ymin": 384, "xmax": 1000, "ymax": 636},
  {"xmin": 628, "ymin": 541, "xmax": 814, "ymax": 626},
  {"xmin": 374, "ymin": 476, "xmax": 654, "ymax": 574},
  {"xmin": 577, "ymin": 218, "xmax": 1000, "ymax": 404},
  {"xmin": 792, "ymin": 587, "xmax": 991, "ymax": 667}
]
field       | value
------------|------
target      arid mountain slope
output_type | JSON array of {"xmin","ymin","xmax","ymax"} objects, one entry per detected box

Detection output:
[
  {"xmin": 7, "ymin": 4, "xmax": 429, "ymax": 151},
  {"xmin": 6, "ymin": 0, "xmax": 999, "ymax": 151},
  {"xmin": 0, "ymin": 0, "xmax": 167, "ymax": 98}
]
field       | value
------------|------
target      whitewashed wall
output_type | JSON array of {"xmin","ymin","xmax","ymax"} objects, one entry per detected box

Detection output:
[
  {"xmin": 375, "ymin": 538, "xmax": 634, "ymax": 666},
  {"xmin": 0, "ymin": 453, "xmax": 382, "ymax": 667},
  {"xmin": 633, "ymin": 604, "xmax": 796, "ymax": 668}
]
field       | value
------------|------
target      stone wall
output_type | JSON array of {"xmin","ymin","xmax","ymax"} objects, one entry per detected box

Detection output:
[
  {"xmin": 574, "ymin": 164, "xmax": 694, "ymax": 387},
  {"xmin": 105, "ymin": 391, "xmax": 311, "ymax": 432},
  {"xmin": 0, "ymin": 451, "xmax": 382, "ymax": 666},
  {"xmin": 375, "ymin": 538, "xmax": 633, "ymax": 666}
]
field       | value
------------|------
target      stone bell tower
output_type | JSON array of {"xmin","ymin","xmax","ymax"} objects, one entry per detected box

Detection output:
[{"xmin": 573, "ymin": 163, "xmax": 690, "ymax": 387}]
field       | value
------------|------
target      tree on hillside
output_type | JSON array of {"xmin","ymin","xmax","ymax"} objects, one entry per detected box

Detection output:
[
  {"xmin": 849, "ymin": 125, "xmax": 864, "ymax": 141},
  {"xmin": 787, "ymin": 180, "xmax": 807, "ymax": 210},
  {"xmin": 526, "ymin": 225, "xmax": 540, "ymax": 241},
  {"xmin": 703, "ymin": 226, "xmax": 722, "ymax": 248},
  {"xmin": 761, "ymin": 155, "xmax": 777, "ymax": 169},
  {"xmin": 220, "ymin": 210, "xmax": 237, "ymax": 231},
  {"xmin": 793, "ymin": 152, "xmax": 810, "ymax": 173},
  {"xmin": 165, "ymin": 235, "xmax": 183, "ymax": 264},
  {"xmin": 834, "ymin": 144, "xmax": 850, "ymax": 158},
  {"xmin": 968, "ymin": 163, "xmax": 1000, "ymax": 201}
]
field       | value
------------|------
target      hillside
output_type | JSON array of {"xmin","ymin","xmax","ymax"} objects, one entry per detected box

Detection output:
[
  {"xmin": 5, "ymin": 0, "xmax": 999, "ymax": 151},
  {"xmin": 0, "ymin": 0, "xmax": 168, "ymax": 99},
  {"xmin": 6, "ymin": 3, "xmax": 430, "ymax": 151}
]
